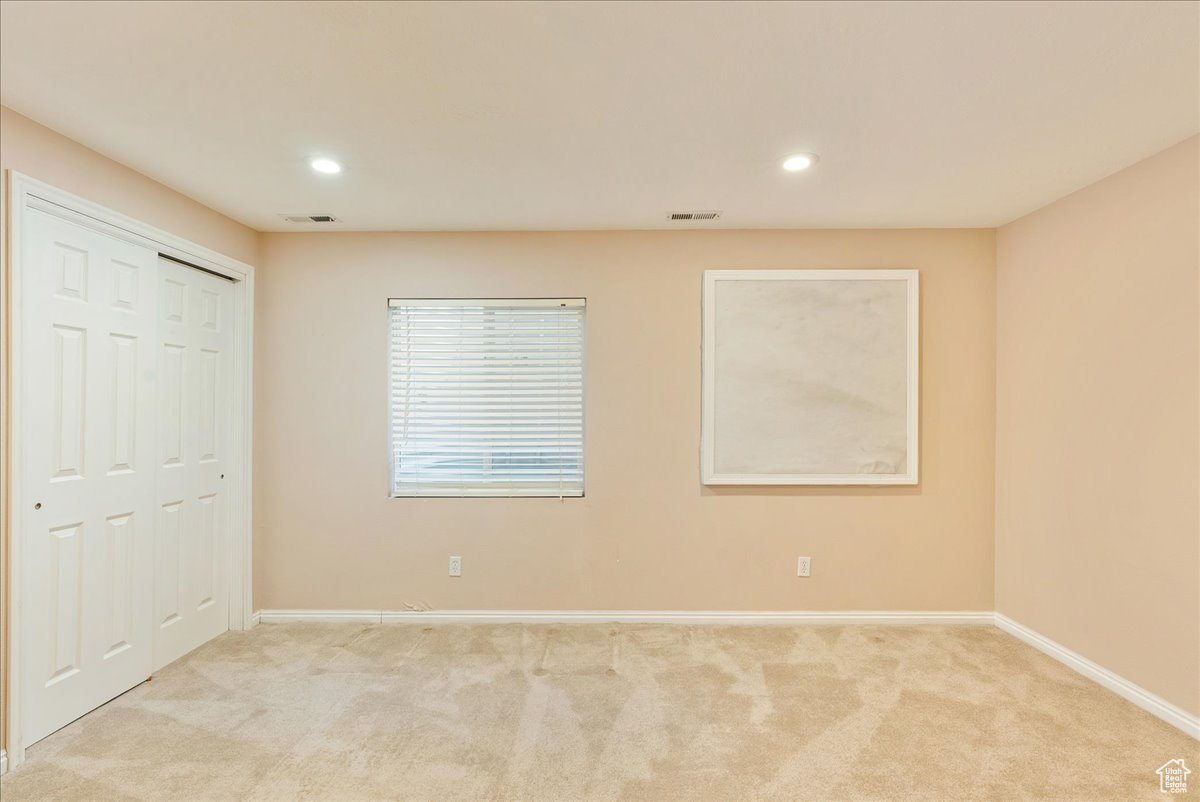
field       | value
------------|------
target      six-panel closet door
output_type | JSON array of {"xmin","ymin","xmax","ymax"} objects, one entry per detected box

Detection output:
[
  {"xmin": 20, "ymin": 212, "xmax": 236, "ymax": 746},
  {"xmin": 21, "ymin": 210, "xmax": 159, "ymax": 744},
  {"xmin": 153, "ymin": 257, "xmax": 234, "ymax": 670}
]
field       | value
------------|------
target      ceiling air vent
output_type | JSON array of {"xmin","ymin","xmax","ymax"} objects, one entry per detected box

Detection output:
[
  {"xmin": 281, "ymin": 214, "xmax": 339, "ymax": 223},
  {"xmin": 667, "ymin": 210, "xmax": 721, "ymax": 221}
]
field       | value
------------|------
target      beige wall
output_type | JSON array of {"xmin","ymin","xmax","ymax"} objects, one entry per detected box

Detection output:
[
  {"xmin": 0, "ymin": 106, "xmax": 257, "ymax": 264},
  {"xmin": 996, "ymin": 136, "xmax": 1200, "ymax": 716},
  {"xmin": 0, "ymin": 105, "xmax": 260, "ymax": 750},
  {"xmin": 254, "ymin": 229, "xmax": 997, "ymax": 612}
]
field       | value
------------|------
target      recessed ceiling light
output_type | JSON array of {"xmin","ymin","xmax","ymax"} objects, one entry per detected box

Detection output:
[
  {"xmin": 310, "ymin": 157, "xmax": 342, "ymax": 174},
  {"xmin": 782, "ymin": 153, "xmax": 819, "ymax": 172}
]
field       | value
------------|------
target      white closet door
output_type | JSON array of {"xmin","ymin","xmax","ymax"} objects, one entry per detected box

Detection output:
[
  {"xmin": 21, "ymin": 209, "xmax": 158, "ymax": 744},
  {"xmin": 153, "ymin": 257, "xmax": 234, "ymax": 669}
]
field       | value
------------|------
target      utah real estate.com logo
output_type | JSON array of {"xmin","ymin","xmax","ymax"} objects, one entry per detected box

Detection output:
[{"xmin": 1157, "ymin": 759, "xmax": 1191, "ymax": 794}]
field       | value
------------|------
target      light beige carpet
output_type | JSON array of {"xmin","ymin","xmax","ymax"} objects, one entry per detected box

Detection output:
[{"xmin": 1, "ymin": 623, "xmax": 1195, "ymax": 801}]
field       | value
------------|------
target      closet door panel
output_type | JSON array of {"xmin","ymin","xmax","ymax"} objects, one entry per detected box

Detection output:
[
  {"xmin": 153, "ymin": 258, "xmax": 234, "ymax": 669},
  {"xmin": 21, "ymin": 210, "xmax": 158, "ymax": 745}
]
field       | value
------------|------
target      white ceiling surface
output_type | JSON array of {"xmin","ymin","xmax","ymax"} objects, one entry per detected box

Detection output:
[{"xmin": 1, "ymin": 1, "xmax": 1197, "ymax": 231}]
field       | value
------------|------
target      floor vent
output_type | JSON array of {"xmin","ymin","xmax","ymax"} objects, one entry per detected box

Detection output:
[
  {"xmin": 281, "ymin": 214, "xmax": 339, "ymax": 223},
  {"xmin": 667, "ymin": 210, "xmax": 721, "ymax": 221}
]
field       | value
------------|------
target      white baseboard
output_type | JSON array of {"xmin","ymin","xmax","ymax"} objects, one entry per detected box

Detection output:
[
  {"xmin": 995, "ymin": 613, "xmax": 1199, "ymax": 739},
  {"xmin": 257, "ymin": 609, "xmax": 388, "ymax": 624},
  {"xmin": 382, "ymin": 609, "xmax": 995, "ymax": 624},
  {"xmin": 1, "ymin": 748, "xmax": 8, "ymax": 775},
  {"xmin": 256, "ymin": 608, "xmax": 993, "ymax": 625}
]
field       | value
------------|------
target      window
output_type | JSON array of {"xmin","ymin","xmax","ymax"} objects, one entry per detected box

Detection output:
[{"xmin": 388, "ymin": 298, "xmax": 585, "ymax": 497}]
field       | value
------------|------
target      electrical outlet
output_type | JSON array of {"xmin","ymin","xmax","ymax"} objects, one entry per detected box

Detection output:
[
  {"xmin": 797, "ymin": 556, "xmax": 811, "ymax": 577},
  {"xmin": 449, "ymin": 556, "xmax": 462, "ymax": 577}
]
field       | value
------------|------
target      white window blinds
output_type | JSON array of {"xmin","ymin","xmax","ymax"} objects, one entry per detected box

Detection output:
[{"xmin": 388, "ymin": 298, "xmax": 585, "ymax": 497}]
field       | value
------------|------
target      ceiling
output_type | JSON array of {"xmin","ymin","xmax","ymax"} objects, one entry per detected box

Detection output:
[{"xmin": 1, "ymin": 0, "xmax": 1196, "ymax": 231}]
